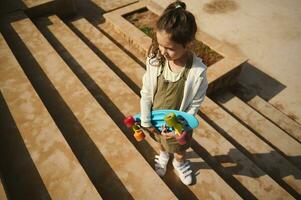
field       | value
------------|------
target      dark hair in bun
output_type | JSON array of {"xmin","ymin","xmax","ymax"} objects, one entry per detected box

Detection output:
[
  {"xmin": 157, "ymin": 1, "xmax": 196, "ymax": 46},
  {"xmin": 148, "ymin": 1, "xmax": 197, "ymax": 66}
]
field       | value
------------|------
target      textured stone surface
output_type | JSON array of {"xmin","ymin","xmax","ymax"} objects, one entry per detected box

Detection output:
[
  {"xmin": 214, "ymin": 91, "xmax": 301, "ymax": 169},
  {"xmin": 194, "ymin": 117, "xmax": 293, "ymax": 199},
  {"xmin": 0, "ymin": 33, "xmax": 100, "ymax": 199},
  {"xmin": 22, "ymin": 0, "xmax": 53, "ymax": 8},
  {"xmin": 104, "ymin": 1, "xmax": 152, "ymax": 53},
  {"xmin": 202, "ymin": 97, "xmax": 301, "ymax": 195},
  {"xmin": 71, "ymin": 18, "xmax": 145, "ymax": 89},
  {"xmin": 90, "ymin": 0, "xmax": 138, "ymax": 11},
  {"xmin": 246, "ymin": 95, "xmax": 301, "ymax": 143}
]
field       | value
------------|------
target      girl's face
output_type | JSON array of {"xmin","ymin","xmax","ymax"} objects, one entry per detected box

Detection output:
[{"xmin": 156, "ymin": 30, "xmax": 187, "ymax": 61}]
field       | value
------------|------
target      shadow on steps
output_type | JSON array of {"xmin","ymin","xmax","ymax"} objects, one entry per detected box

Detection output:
[
  {"xmin": 0, "ymin": 20, "xmax": 133, "ymax": 199},
  {"xmin": 0, "ymin": 93, "xmax": 51, "ymax": 200}
]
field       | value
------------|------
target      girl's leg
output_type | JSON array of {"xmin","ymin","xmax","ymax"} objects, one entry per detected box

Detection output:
[
  {"xmin": 158, "ymin": 143, "xmax": 165, "ymax": 152},
  {"xmin": 174, "ymin": 150, "xmax": 185, "ymax": 162},
  {"xmin": 155, "ymin": 143, "xmax": 170, "ymax": 177},
  {"xmin": 173, "ymin": 150, "xmax": 192, "ymax": 185}
]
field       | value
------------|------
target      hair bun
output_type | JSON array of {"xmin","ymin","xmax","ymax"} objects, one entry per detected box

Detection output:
[
  {"xmin": 175, "ymin": 1, "xmax": 186, "ymax": 10},
  {"xmin": 164, "ymin": 1, "xmax": 186, "ymax": 12}
]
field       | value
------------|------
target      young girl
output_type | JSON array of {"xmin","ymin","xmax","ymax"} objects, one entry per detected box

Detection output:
[{"xmin": 140, "ymin": 1, "xmax": 208, "ymax": 185}]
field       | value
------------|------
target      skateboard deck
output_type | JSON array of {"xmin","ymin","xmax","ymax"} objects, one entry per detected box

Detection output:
[{"xmin": 134, "ymin": 109, "xmax": 199, "ymax": 131}]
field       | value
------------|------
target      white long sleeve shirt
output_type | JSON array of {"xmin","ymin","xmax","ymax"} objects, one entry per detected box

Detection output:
[{"xmin": 140, "ymin": 53, "xmax": 208, "ymax": 127}]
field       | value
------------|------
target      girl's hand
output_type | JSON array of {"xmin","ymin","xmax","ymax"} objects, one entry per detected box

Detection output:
[
  {"xmin": 161, "ymin": 125, "xmax": 174, "ymax": 139},
  {"xmin": 146, "ymin": 126, "xmax": 160, "ymax": 135}
]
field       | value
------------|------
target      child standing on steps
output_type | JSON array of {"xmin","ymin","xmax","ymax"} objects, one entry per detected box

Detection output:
[{"xmin": 140, "ymin": 1, "xmax": 208, "ymax": 185}]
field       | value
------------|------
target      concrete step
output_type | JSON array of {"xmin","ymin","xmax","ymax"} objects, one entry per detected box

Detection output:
[
  {"xmin": 23, "ymin": 0, "xmax": 56, "ymax": 18},
  {"xmin": 33, "ymin": 15, "xmax": 176, "ymax": 199},
  {"xmin": 233, "ymin": 85, "xmax": 301, "ymax": 143},
  {"xmin": 22, "ymin": 0, "xmax": 53, "ymax": 8},
  {"xmin": 75, "ymin": 18, "xmax": 295, "ymax": 199},
  {"xmin": 98, "ymin": 20, "xmax": 146, "ymax": 67},
  {"xmin": 46, "ymin": 15, "xmax": 243, "ymax": 199},
  {"xmin": 0, "ymin": 93, "xmax": 51, "ymax": 200},
  {"xmin": 98, "ymin": 20, "xmax": 301, "ymax": 199},
  {"xmin": 23, "ymin": 0, "xmax": 76, "ymax": 18},
  {"xmin": 103, "ymin": 1, "xmax": 150, "ymax": 54},
  {"xmin": 69, "ymin": 17, "xmax": 145, "ymax": 94},
  {"xmin": 1, "ymin": 12, "xmax": 176, "ymax": 199},
  {"xmin": 193, "ymin": 116, "xmax": 293, "ymax": 199},
  {"xmin": 88, "ymin": 0, "xmax": 138, "ymax": 12},
  {"xmin": 213, "ymin": 90, "xmax": 301, "ymax": 169},
  {"xmin": 0, "ymin": 32, "xmax": 100, "ymax": 199},
  {"xmin": 201, "ymin": 97, "xmax": 301, "ymax": 198}
]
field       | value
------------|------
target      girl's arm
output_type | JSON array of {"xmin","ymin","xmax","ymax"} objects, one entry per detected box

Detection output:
[
  {"xmin": 186, "ymin": 72, "xmax": 208, "ymax": 115},
  {"xmin": 140, "ymin": 58, "xmax": 154, "ymax": 127}
]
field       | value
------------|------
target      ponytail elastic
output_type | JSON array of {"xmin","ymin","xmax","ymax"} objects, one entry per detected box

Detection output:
[{"xmin": 175, "ymin": 4, "xmax": 182, "ymax": 9}]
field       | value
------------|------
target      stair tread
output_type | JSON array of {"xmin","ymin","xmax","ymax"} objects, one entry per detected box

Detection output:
[
  {"xmin": 202, "ymin": 97, "xmax": 301, "ymax": 195},
  {"xmin": 0, "ymin": 32, "xmax": 100, "ymax": 199},
  {"xmin": 243, "ymin": 94, "xmax": 301, "ymax": 143},
  {"xmin": 98, "ymin": 21, "xmax": 146, "ymax": 64},
  {"xmin": 194, "ymin": 116, "xmax": 293, "ymax": 199},
  {"xmin": 103, "ymin": 1, "xmax": 151, "ymax": 54},
  {"xmin": 22, "ymin": 0, "xmax": 53, "ymax": 8},
  {"xmin": 29, "ymin": 15, "xmax": 176, "ymax": 199},
  {"xmin": 71, "ymin": 18, "xmax": 145, "ymax": 89},
  {"xmin": 90, "ymin": 0, "xmax": 138, "ymax": 12},
  {"xmin": 52, "ymin": 15, "xmax": 242, "ymax": 199},
  {"xmin": 214, "ymin": 90, "xmax": 301, "ymax": 168}
]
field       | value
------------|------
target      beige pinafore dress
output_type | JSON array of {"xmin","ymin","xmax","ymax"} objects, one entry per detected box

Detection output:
[{"xmin": 151, "ymin": 55, "xmax": 193, "ymax": 153}]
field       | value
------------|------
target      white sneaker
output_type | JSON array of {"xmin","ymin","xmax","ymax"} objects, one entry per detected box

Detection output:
[
  {"xmin": 172, "ymin": 159, "xmax": 193, "ymax": 185},
  {"xmin": 154, "ymin": 151, "xmax": 170, "ymax": 177}
]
